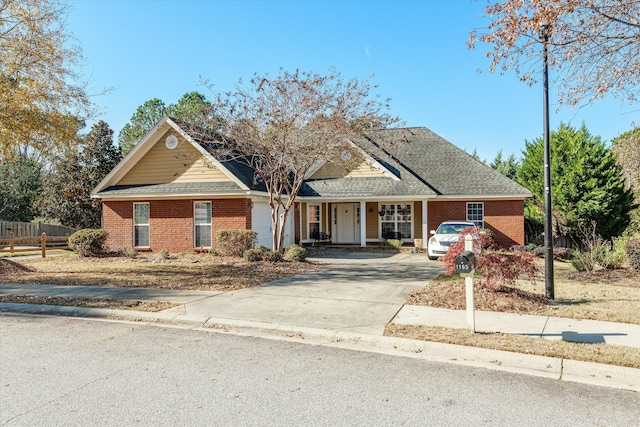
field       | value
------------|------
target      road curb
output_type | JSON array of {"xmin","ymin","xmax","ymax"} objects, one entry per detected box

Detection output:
[
  {"xmin": 561, "ymin": 359, "xmax": 640, "ymax": 391},
  {"xmin": 1, "ymin": 302, "xmax": 638, "ymax": 392}
]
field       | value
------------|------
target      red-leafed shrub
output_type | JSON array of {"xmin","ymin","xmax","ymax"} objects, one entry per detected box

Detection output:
[
  {"xmin": 475, "ymin": 251, "xmax": 539, "ymax": 290},
  {"xmin": 442, "ymin": 228, "xmax": 539, "ymax": 291},
  {"xmin": 441, "ymin": 227, "xmax": 493, "ymax": 270}
]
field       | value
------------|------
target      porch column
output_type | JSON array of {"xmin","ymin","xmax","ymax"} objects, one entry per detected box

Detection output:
[
  {"xmin": 422, "ymin": 200, "xmax": 429, "ymax": 246},
  {"xmin": 360, "ymin": 201, "xmax": 367, "ymax": 247}
]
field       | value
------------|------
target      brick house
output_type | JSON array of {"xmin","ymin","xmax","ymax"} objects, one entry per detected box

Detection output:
[{"xmin": 92, "ymin": 116, "xmax": 531, "ymax": 252}]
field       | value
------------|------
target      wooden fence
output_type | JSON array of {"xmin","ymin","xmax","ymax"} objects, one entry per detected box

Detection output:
[
  {"xmin": 0, "ymin": 232, "xmax": 70, "ymax": 258},
  {"xmin": 0, "ymin": 221, "xmax": 77, "ymax": 238}
]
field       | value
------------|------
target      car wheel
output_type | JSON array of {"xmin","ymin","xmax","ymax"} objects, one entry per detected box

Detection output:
[{"xmin": 428, "ymin": 255, "xmax": 437, "ymax": 261}]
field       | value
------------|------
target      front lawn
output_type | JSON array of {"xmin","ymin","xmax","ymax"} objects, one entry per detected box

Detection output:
[
  {"xmin": 0, "ymin": 295, "xmax": 177, "ymax": 312},
  {"xmin": 405, "ymin": 260, "xmax": 640, "ymax": 325},
  {"xmin": 0, "ymin": 252, "xmax": 316, "ymax": 291},
  {"xmin": 386, "ymin": 260, "xmax": 640, "ymax": 368}
]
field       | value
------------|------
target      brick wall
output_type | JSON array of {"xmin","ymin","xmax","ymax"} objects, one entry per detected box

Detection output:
[
  {"xmin": 427, "ymin": 200, "xmax": 524, "ymax": 248},
  {"xmin": 102, "ymin": 198, "xmax": 252, "ymax": 253},
  {"xmin": 485, "ymin": 200, "xmax": 524, "ymax": 249},
  {"xmin": 151, "ymin": 200, "xmax": 193, "ymax": 252},
  {"xmin": 427, "ymin": 201, "xmax": 467, "ymax": 236},
  {"xmin": 102, "ymin": 201, "xmax": 133, "ymax": 252},
  {"xmin": 213, "ymin": 198, "xmax": 252, "ymax": 230}
]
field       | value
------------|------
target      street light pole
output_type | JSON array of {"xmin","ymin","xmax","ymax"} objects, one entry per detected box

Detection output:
[{"xmin": 541, "ymin": 24, "xmax": 554, "ymax": 299}]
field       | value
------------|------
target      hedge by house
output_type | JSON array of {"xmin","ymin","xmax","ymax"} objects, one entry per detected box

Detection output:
[
  {"xmin": 68, "ymin": 229, "xmax": 109, "ymax": 257},
  {"xmin": 214, "ymin": 229, "xmax": 258, "ymax": 257}
]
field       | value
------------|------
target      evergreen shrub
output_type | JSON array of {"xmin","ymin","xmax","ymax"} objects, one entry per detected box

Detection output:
[{"xmin": 68, "ymin": 229, "xmax": 109, "ymax": 257}]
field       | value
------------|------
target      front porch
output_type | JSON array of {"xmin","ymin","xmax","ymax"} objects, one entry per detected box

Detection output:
[{"xmin": 296, "ymin": 201, "xmax": 428, "ymax": 248}]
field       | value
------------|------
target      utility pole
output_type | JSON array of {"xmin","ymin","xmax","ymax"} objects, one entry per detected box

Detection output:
[{"xmin": 541, "ymin": 24, "xmax": 554, "ymax": 299}]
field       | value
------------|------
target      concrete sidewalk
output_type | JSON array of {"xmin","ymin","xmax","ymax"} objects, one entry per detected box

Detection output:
[
  {"xmin": 3, "ymin": 282, "xmax": 640, "ymax": 349},
  {"xmin": 393, "ymin": 305, "xmax": 640, "ymax": 348}
]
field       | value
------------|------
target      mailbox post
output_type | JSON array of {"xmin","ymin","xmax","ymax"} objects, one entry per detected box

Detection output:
[{"xmin": 455, "ymin": 235, "xmax": 476, "ymax": 332}]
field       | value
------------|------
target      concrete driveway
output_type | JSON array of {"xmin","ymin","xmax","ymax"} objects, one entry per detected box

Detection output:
[{"xmin": 165, "ymin": 250, "xmax": 444, "ymax": 335}]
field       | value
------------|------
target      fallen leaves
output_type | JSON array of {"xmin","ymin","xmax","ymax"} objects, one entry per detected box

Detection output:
[
  {"xmin": 0, "ymin": 253, "xmax": 317, "ymax": 291},
  {"xmin": 0, "ymin": 295, "xmax": 177, "ymax": 312},
  {"xmin": 406, "ymin": 280, "xmax": 551, "ymax": 314}
]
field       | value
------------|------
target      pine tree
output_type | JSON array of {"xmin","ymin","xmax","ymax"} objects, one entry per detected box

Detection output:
[
  {"xmin": 118, "ymin": 92, "xmax": 216, "ymax": 155},
  {"xmin": 0, "ymin": 155, "xmax": 42, "ymax": 221},
  {"xmin": 39, "ymin": 121, "xmax": 121, "ymax": 228},
  {"xmin": 489, "ymin": 150, "xmax": 519, "ymax": 181},
  {"xmin": 519, "ymin": 123, "xmax": 634, "ymax": 241}
]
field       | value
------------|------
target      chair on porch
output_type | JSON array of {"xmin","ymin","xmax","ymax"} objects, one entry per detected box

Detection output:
[
  {"xmin": 382, "ymin": 231, "xmax": 403, "ymax": 240},
  {"xmin": 311, "ymin": 230, "xmax": 331, "ymax": 247}
]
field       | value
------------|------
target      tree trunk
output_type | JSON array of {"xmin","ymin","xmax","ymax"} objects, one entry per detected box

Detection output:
[
  {"xmin": 277, "ymin": 211, "xmax": 286, "ymax": 253},
  {"xmin": 270, "ymin": 204, "xmax": 279, "ymax": 252}
]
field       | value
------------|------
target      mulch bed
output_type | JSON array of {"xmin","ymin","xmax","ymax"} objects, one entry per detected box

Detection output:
[
  {"xmin": 409, "ymin": 266, "xmax": 640, "ymax": 315},
  {"xmin": 0, "ymin": 295, "xmax": 176, "ymax": 312},
  {"xmin": 407, "ymin": 280, "xmax": 552, "ymax": 314},
  {"xmin": 0, "ymin": 253, "xmax": 316, "ymax": 291},
  {"xmin": 566, "ymin": 267, "xmax": 640, "ymax": 286},
  {"xmin": 0, "ymin": 259, "xmax": 35, "ymax": 275}
]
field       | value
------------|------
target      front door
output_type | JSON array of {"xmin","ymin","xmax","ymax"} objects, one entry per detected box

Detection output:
[{"xmin": 335, "ymin": 203, "xmax": 361, "ymax": 244}]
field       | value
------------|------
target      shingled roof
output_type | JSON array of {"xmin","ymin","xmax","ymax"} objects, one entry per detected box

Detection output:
[
  {"xmin": 170, "ymin": 119, "xmax": 267, "ymax": 192},
  {"xmin": 300, "ymin": 127, "xmax": 530, "ymax": 198},
  {"xmin": 94, "ymin": 117, "xmax": 530, "ymax": 200}
]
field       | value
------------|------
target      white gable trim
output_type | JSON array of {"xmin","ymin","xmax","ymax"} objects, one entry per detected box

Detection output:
[
  {"xmin": 305, "ymin": 158, "xmax": 326, "ymax": 178},
  {"xmin": 92, "ymin": 116, "xmax": 250, "ymax": 195}
]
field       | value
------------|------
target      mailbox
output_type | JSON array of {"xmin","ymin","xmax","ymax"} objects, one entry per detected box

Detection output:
[{"xmin": 455, "ymin": 251, "xmax": 476, "ymax": 276}]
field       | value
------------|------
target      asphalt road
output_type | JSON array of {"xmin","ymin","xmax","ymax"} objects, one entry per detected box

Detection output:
[{"xmin": 1, "ymin": 315, "xmax": 638, "ymax": 426}]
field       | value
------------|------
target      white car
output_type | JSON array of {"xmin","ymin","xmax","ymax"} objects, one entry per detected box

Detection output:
[{"xmin": 427, "ymin": 221, "xmax": 476, "ymax": 260}]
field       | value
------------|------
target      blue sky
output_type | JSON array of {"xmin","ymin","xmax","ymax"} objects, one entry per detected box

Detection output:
[{"xmin": 68, "ymin": 0, "xmax": 637, "ymax": 161}]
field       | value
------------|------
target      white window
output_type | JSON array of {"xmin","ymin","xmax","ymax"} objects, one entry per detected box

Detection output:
[
  {"xmin": 467, "ymin": 202, "xmax": 484, "ymax": 228},
  {"xmin": 133, "ymin": 203, "xmax": 150, "ymax": 248},
  {"xmin": 380, "ymin": 203, "xmax": 412, "ymax": 240},
  {"xmin": 308, "ymin": 204, "xmax": 320, "ymax": 239},
  {"xmin": 194, "ymin": 201, "xmax": 212, "ymax": 248}
]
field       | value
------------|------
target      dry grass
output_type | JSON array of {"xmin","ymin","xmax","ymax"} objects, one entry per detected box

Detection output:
[
  {"xmin": 386, "ymin": 259, "xmax": 640, "ymax": 367},
  {"xmin": 0, "ymin": 295, "xmax": 177, "ymax": 312},
  {"xmin": 0, "ymin": 249, "xmax": 70, "ymax": 258},
  {"xmin": 386, "ymin": 324, "xmax": 640, "ymax": 369},
  {"xmin": 406, "ymin": 260, "xmax": 640, "ymax": 325},
  {"xmin": 4, "ymin": 252, "xmax": 640, "ymax": 368},
  {"xmin": 0, "ymin": 252, "xmax": 316, "ymax": 291},
  {"xmin": 521, "ymin": 262, "xmax": 640, "ymax": 324}
]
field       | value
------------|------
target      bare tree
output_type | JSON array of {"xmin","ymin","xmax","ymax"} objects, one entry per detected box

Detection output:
[
  {"xmin": 469, "ymin": 0, "xmax": 640, "ymax": 107},
  {"xmin": 201, "ymin": 69, "xmax": 400, "ymax": 252}
]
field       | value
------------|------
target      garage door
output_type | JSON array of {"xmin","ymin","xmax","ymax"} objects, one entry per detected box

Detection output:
[
  {"xmin": 252, "ymin": 202, "xmax": 295, "ymax": 248},
  {"xmin": 252, "ymin": 202, "xmax": 273, "ymax": 248}
]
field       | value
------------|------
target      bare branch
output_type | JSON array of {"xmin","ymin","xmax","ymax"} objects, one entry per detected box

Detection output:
[
  {"xmin": 201, "ymin": 69, "xmax": 401, "ymax": 251},
  {"xmin": 472, "ymin": 0, "xmax": 640, "ymax": 106}
]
